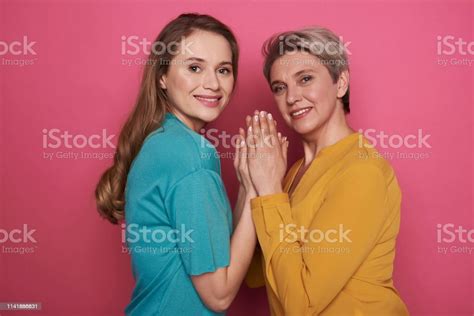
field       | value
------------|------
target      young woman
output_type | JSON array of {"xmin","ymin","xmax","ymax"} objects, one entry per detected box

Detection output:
[
  {"xmin": 95, "ymin": 14, "xmax": 258, "ymax": 315},
  {"xmin": 244, "ymin": 28, "xmax": 409, "ymax": 315}
]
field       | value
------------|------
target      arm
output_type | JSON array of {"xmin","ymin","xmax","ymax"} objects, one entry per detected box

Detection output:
[
  {"xmin": 251, "ymin": 163, "xmax": 393, "ymax": 314},
  {"xmin": 233, "ymin": 185, "xmax": 246, "ymax": 230},
  {"xmin": 233, "ymin": 123, "xmax": 258, "ymax": 230},
  {"xmin": 190, "ymin": 128, "xmax": 258, "ymax": 313},
  {"xmin": 192, "ymin": 192, "xmax": 256, "ymax": 312},
  {"xmin": 192, "ymin": 112, "xmax": 289, "ymax": 311}
]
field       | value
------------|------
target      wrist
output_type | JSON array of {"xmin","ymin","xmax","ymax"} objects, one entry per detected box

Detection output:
[
  {"xmin": 244, "ymin": 188, "xmax": 257, "ymax": 200},
  {"xmin": 238, "ymin": 184, "xmax": 257, "ymax": 199},
  {"xmin": 257, "ymin": 184, "xmax": 283, "ymax": 197}
]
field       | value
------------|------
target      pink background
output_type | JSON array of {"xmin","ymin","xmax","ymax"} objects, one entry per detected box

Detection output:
[{"xmin": 1, "ymin": 0, "xmax": 473, "ymax": 315}]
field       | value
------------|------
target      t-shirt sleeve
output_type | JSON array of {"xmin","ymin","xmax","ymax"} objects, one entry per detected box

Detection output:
[{"xmin": 165, "ymin": 168, "xmax": 232, "ymax": 276}]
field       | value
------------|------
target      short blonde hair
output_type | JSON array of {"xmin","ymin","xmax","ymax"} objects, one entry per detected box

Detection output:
[{"xmin": 262, "ymin": 27, "xmax": 350, "ymax": 113}]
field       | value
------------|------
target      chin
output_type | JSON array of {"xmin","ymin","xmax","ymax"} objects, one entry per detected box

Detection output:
[
  {"xmin": 292, "ymin": 119, "xmax": 320, "ymax": 136},
  {"xmin": 196, "ymin": 108, "xmax": 222, "ymax": 123}
]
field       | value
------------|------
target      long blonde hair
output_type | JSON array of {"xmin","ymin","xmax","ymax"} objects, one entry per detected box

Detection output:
[{"xmin": 95, "ymin": 13, "xmax": 239, "ymax": 224}]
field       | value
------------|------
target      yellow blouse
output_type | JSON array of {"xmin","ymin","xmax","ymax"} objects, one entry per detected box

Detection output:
[{"xmin": 247, "ymin": 132, "xmax": 409, "ymax": 316}]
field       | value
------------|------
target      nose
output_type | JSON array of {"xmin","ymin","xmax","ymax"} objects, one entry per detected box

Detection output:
[
  {"xmin": 286, "ymin": 84, "xmax": 302, "ymax": 106},
  {"xmin": 202, "ymin": 69, "xmax": 220, "ymax": 91}
]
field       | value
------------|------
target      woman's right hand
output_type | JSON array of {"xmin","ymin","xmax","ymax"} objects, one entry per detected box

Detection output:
[{"xmin": 245, "ymin": 111, "xmax": 289, "ymax": 196}]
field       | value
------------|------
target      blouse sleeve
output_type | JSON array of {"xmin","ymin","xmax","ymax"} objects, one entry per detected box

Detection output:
[
  {"xmin": 250, "ymin": 162, "xmax": 392, "ymax": 314},
  {"xmin": 245, "ymin": 245, "xmax": 265, "ymax": 288}
]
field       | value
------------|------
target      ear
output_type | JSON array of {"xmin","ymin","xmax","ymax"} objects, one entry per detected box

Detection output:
[
  {"xmin": 336, "ymin": 70, "xmax": 349, "ymax": 99},
  {"xmin": 159, "ymin": 75, "xmax": 167, "ymax": 90}
]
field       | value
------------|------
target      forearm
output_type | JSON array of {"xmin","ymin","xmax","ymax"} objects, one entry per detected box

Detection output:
[
  {"xmin": 250, "ymin": 193, "xmax": 309, "ymax": 313},
  {"xmin": 222, "ymin": 194, "xmax": 257, "ymax": 302},
  {"xmin": 232, "ymin": 185, "xmax": 246, "ymax": 230}
]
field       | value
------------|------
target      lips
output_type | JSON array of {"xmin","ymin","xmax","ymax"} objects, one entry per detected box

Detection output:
[
  {"xmin": 289, "ymin": 107, "xmax": 313, "ymax": 119},
  {"xmin": 194, "ymin": 94, "xmax": 222, "ymax": 108}
]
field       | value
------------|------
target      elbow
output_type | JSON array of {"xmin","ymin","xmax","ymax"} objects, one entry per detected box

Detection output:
[
  {"xmin": 204, "ymin": 295, "xmax": 233, "ymax": 313},
  {"xmin": 191, "ymin": 271, "xmax": 235, "ymax": 312}
]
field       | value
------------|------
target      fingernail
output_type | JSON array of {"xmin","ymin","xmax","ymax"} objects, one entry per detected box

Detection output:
[
  {"xmin": 267, "ymin": 113, "xmax": 273, "ymax": 120},
  {"xmin": 254, "ymin": 115, "xmax": 259, "ymax": 122},
  {"xmin": 248, "ymin": 126, "xmax": 252, "ymax": 132},
  {"xmin": 260, "ymin": 111, "xmax": 266, "ymax": 117},
  {"xmin": 278, "ymin": 132, "xmax": 281, "ymax": 138},
  {"xmin": 283, "ymin": 137, "xmax": 287, "ymax": 141}
]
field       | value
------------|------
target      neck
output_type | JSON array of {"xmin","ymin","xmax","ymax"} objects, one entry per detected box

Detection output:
[
  {"xmin": 300, "ymin": 107, "xmax": 354, "ymax": 167},
  {"xmin": 169, "ymin": 109, "xmax": 205, "ymax": 132}
]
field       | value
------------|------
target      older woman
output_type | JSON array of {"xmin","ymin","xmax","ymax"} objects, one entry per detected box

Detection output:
[{"xmin": 242, "ymin": 27, "xmax": 409, "ymax": 315}]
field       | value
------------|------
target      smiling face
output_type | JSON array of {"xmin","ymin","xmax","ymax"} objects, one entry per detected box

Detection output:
[
  {"xmin": 269, "ymin": 51, "xmax": 348, "ymax": 137},
  {"xmin": 159, "ymin": 30, "xmax": 235, "ymax": 131}
]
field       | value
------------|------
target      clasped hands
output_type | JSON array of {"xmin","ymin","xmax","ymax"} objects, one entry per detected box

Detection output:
[{"xmin": 233, "ymin": 110, "xmax": 289, "ymax": 198}]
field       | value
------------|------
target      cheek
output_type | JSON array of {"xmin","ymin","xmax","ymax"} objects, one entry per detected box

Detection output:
[
  {"xmin": 220, "ymin": 76, "xmax": 235, "ymax": 95},
  {"xmin": 275, "ymin": 98, "xmax": 290, "ymax": 118},
  {"xmin": 302, "ymin": 82, "xmax": 337, "ymax": 112},
  {"xmin": 170, "ymin": 71, "xmax": 199, "ymax": 95},
  {"xmin": 302, "ymin": 84, "xmax": 320, "ymax": 104}
]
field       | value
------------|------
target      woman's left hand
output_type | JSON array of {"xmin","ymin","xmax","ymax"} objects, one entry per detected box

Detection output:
[
  {"xmin": 233, "ymin": 126, "xmax": 257, "ymax": 198},
  {"xmin": 245, "ymin": 111, "xmax": 288, "ymax": 196}
]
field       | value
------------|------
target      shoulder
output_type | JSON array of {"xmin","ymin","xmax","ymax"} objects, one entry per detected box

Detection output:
[
  {"xmin": 132, "ymin": 117, "xmax": 220, "ymax": 184},
  {"xmin": 332, "ymin": 143, "xmax": 402, "ymax": 202},
  {"xmin": 344, "ymin": 134, "xmax": 399, "ymax": 186}
]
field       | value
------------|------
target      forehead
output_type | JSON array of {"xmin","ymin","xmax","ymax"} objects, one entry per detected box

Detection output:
[
  {"xmin": 270, "ymin": 51, "xmax": 323, "ymax": 80},
  {"xmin": 177, "ymin": 30, "xmax": 232, "ymax": 63}
]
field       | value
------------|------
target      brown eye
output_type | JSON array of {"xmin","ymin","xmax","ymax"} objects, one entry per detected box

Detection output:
[
  {"xmin": 188, "ymin": 65, "xmax": 201, "ymax": 73},
  {"xmin": 272, "ymin": 85, "xmax": 285, "ymax": 94},
  {"xmin": 218, "ymin": 67, "xmax": 231, "ymax": 75},
  {"xmin": 301, "ymin": 75, "xmax": 313, "ymax": 83}
]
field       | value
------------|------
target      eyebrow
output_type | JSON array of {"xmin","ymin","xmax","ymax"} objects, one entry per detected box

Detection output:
[
  {"xmin": 271, "ymin": 68, "xmax": 316, "ymax": 86},
  {"xmin": 270, "ymin": 79, "xmax": 284, "ymax": 87},
  {"xmin": 184, "ymin": 57, "xmax": 233, "ymax": 67},
  {"xmin": 293, "ymin": 68, "xmax": 316, "ymax": 77}
]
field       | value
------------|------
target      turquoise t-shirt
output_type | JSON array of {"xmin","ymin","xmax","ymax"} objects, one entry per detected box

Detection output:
[{"xmin": 124, "ymin": 112, "xmax": 233, "ymax": 316}]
